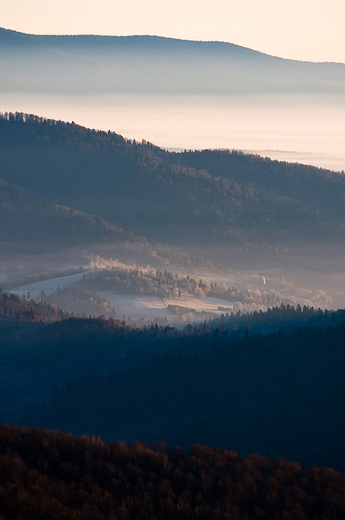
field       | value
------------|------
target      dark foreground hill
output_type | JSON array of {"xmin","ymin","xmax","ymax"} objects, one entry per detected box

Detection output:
[
  {"xmin": 1, "ymin": 423, "xmax": 345, "ymax": 520},
  {"xmin": 1, "ymin": 113, "xmax": 345, "ymax": 254}
]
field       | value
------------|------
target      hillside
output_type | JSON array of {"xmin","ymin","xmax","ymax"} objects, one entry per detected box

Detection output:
[
  {"xmin": 2, "ymin": 305, "xmax": 345, "ymax": 471},
  {"xmin": 0, "ymin": 174, "xmax": 211, "ymax": 270},
  {"xmin": 22, "ymin": 313, "xmax": 345, "ymax": 471},
  {"xmin": 2, "ymin": 425, "xmax": 345, "ymax": 520},
  {"xmin": 1, "ymin": 113, "xmax": 345, "ymax": 254},
  {"xmin": 0, "ymin": 178, "xmax": 135, "ymax": 245},
  {"xmin": 0, "ymin": 290, "xmax": 70, "ymax": 322},
  {"xmin": 1, "ymin": 28, "xmax": 345, "ymax": 96}
]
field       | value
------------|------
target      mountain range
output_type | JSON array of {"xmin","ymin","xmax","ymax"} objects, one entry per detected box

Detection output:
[{"xmin": 1, "ymin": 28, "xmax": 345, "ymax": 96}]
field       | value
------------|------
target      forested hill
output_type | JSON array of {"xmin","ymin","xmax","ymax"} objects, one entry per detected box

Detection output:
[
  {"xmin": 0, "ymin": 178, "xmax": 209, "ymax": 269},
  {"xmin": 2, "ymin": 304, "xmax": 345, "ymax": 472},
  {"xmin": 1, "ymin": 424, "xmax": 345, "ymax": 520},
  {"xmin": 0, "ymin": 179, "xmax": 135, "ymax": 245},
  {"xmin": 1, "ymin": 28, "xmax": 345, "ymax": 96},
  {"xmin": 1, "ymin": 113, "xmax": 345, "ymax": 249}
]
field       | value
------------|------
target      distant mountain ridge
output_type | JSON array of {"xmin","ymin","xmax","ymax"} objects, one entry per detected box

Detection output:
[
  {"xmin": 0, "ymin": 28, "xmax": 263, "ymax": 56},
  {"xmin": 1, "ymin": 27, "xmax": 345, "ymax": 95}
]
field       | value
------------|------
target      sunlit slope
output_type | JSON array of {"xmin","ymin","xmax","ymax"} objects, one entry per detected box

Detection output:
[
  {"xmin": 1, "ymin": 113, "xmax": 345, "ymax": 246},
  {"xmin": 1, "ymin": 28, "xmax": 345, "ymax": 95}
]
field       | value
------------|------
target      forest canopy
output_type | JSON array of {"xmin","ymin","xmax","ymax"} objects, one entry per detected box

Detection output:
[{"xmin": 1, "ymin": 423, "xmax": 345, "ymax": 520}]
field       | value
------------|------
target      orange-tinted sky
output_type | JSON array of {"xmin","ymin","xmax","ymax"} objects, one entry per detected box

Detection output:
[{"xmin": 1, "ymin": 0, "xmax": 345, "ymax": 63}]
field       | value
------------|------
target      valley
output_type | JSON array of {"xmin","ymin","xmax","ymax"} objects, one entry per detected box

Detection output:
[{"xmin": 1, "ymin": 11, "xmax": 345, "ymax": 519}]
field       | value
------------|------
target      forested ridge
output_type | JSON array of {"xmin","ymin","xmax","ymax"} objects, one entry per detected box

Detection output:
[
  {"xmin": 1, "ymin": 303, "xmax": 345, "ymax": 471},
  {"xmin": 23, "ymin": 317, "xmax": 345, "ymax": 471},
  {"xmin": 1, "ymin": 423, "xmax": 345, "ymax": 520},
  {"xmin": 1, "ymin": 113, "xmax": 345, "ymax": 249},
  {"xmin": 0, "ymin": 177, "xmax": 209, "ymax": 269},
  {"xmin": 0, "ymin": 178, "xmax": 135, "ymax": 245}
]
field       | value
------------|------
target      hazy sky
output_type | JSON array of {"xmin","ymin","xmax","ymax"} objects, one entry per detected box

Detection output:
[{"xmin": 1, "ymin": 0, "xmax": 345, "ymax": 63}]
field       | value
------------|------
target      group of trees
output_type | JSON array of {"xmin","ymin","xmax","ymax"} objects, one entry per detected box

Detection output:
[
  {"xmin": 39, "ymin": 286, "xmax": 116, "ymax": 319},
  {"xmin": 0, "ymin": 154, "xmax": 211, "ymax": 271},
  {"xmin": 1, "ymin": 423, "xmax": 345, "ymax": 520},
  {"xmin": 76, "ymin": 268, "xmax": 289, "ymax": 311},
  {"xmin": 79, "ymin": 268, "xmax": 210, "ymax": 299},
  {"xmin": 0, "ymin": 290, "xmax": 69, "ymax": 322}
]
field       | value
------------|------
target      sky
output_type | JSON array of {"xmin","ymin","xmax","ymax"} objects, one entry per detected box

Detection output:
[{"xmin": 1, "ymin": 0, "xmax": 345, "ymax": 63}]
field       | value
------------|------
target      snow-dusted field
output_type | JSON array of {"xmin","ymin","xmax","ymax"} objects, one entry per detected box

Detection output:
[
  {"xmin": 10, "ymin": 260, "xmax": 345, "ymax": 322},
  {"xmin": 164, "ymin": 294, "xmax": 233, "ymax": 313},
  {"xmin": 97, "ymin": 293, "xmax": 173, "ymax": 321},
  {"xmin": 97, "ymin": 291, "xmax": 233, "ymax": 323},
  {"xmin": 10, "ymin": 268, "xmax": 233, "ymax": 323},
  {"xmin": 11, "ymin": 272, "xmax": 92, "ymax": 298}
]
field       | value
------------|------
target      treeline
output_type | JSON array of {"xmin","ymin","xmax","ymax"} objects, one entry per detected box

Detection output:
[
  {"xmin": 38, "ymin": 286, "xmax": 116, "ymax": 318},
  {"xmin": 0, "ymin": 291, "xmax": 69, "ymax": 322},
  {"xmin": 79, "ymin": 268, "xmax": 209, "ymax": 299},
  {"xmin": 1, "ymin": 423, "xmax": 345, "ymax": 520},
  {"xmin": 208, "ymin": 302, "xmax": 345, "ymax": 331},
  {"xmin": 77, "ymin": 268, "xmax": 287, "ymax": 309}
]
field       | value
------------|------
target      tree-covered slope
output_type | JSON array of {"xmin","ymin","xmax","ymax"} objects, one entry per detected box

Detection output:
[
  {"xmin": 2, "ymin": 305, "xmax": 345, "ymax": 471},
  {"xmin": 2, "ymin": 424, "xmax": 345, "ymax": 520},
  {"xmin": 0, "ymin": 178, "xmax": 136, "ymax": 245},
  {"xmin": 0, "ymin": 177, "xmax": 208, "ymax": 269},
  {"xmin": 23, "ymin": 317, "xmax": 345, "ymax": 471},
  {"xmin": 1, "ymin": 113, "xmax": 345, "ymax": 247}
]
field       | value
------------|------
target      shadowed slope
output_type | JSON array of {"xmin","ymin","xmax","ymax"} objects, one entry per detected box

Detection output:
[{"xmin": 1, "ymin": 113, "xmax": 345, "ymax": 250}]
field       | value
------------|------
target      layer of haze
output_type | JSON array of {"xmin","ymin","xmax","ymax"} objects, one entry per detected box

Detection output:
[{"xmin": 1, "ymin": 0, "xmax": 345, "ymax": 63}]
